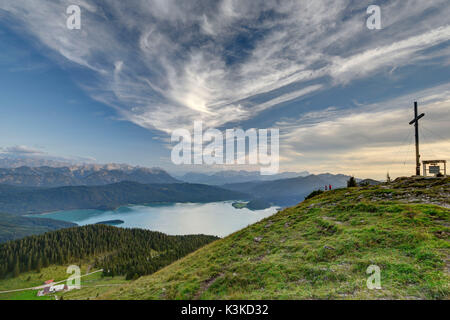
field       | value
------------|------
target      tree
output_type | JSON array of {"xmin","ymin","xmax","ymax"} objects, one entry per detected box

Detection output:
[
  {"xmin": 386, "ymin": 172, "xmax": 391, "ymax": 183},
  {"xmin": 36, "ymin": 258, "xmax": 42, "ymax": 273},
  {"xmin": 26, "ymin": 256, "xmax": 32, "ymax": 272},
  {"xmin": 13, "ymin": 259, "xmax": 20, "ymax": 278},
  {"xmin": 347, "ymin": 176, "xmax": 357, "ymax": 188},
  {"xmin": 43, "ymin": 257, "xmax": 49, "ymax": 268}
]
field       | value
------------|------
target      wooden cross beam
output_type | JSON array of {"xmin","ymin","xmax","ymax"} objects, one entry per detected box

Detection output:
[{"xmin": 409, "ymin": 102, "xmax": 425, "ymax": 176}]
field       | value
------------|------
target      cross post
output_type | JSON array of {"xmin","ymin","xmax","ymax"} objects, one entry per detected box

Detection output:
[{"xmin": 409, "ymin": 102, "xmax": 425, "ymax": 176}]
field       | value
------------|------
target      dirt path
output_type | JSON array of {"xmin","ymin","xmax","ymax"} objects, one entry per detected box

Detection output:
[{"xmin": 194, "ymin": 273, "xmax": 225, "ymax": 300}]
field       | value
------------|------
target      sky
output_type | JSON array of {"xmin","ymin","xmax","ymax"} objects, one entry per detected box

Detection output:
[{"xmin": 0, "ymin": 0, "xmax": 449, "ymax": 179}]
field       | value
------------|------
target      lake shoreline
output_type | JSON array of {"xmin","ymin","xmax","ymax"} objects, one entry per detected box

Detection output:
[
  {"xmin": 30, "ymin": 201, "xmax": 279, "ymax": 238},
  {"xmin": 27, "ymin": 200, "xmax": 245, "ymax": 217}
]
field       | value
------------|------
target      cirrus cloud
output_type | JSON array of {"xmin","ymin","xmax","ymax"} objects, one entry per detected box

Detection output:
[{"xmin": 1, "ymin": 0, "xmax": 449, "ymax": 135}]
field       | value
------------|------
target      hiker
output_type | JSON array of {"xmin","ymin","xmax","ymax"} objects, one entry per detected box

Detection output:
[
  {"xmin": 325, "ymin": 185, "xmax": 328, "ymax": 191},
  {"xmin": 329, "ymin": 185, "xmax": 332, "ymax": 190}
]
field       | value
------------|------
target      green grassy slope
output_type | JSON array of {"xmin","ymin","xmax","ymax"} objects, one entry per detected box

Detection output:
[
  {"xmin": 101, "ymin": 177, "xmax": 450, "ymax": 300},
  {"xmin": 0, "ymin": 263, "xmax": 129, "ymax": 300}
]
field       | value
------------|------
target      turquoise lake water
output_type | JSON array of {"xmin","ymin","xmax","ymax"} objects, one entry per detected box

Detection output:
[{"xmin": 38, "ymin": 202, "xmax": 279, "ymax": 237}]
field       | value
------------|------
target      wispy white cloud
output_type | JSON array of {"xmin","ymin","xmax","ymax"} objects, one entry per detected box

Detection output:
[
  {"xmin": 0, "ymin": 144, "xmax": 97, "ymax": 164},
  {"xmin": 330, "ymin": 26, "xmax": 450, "ymax": 83},
  {"xmin": 277, "ymin": 83, "xmax": 450, "ymax": 179},
  {"xmin": 1, "ymin": 145, "xmax": 45, "ymax": 155},
  {"xmin": 1, "ymin": 0, "xmax": 449, "ymax": 136}
]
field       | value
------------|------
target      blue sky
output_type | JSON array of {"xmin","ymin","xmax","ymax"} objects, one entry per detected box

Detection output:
[{"xmin": 0, "ymin": 0, "xmax": 449, "ymax": 179}]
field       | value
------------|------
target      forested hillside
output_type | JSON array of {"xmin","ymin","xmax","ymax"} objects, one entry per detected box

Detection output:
[
  {"xmin": 0, "ymin": 225, "xmax": 218, "ymax": 280},
  {"xmin": 0, "ymin": 213, "xmax": 76, "ymax": 243},
  {"xmin": 0, "ymin": 181, "xmax": 247, "ymax": 215}
]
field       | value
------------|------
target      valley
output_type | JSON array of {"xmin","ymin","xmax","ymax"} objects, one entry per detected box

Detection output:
[
  {"xmin": 35, "ymin": 202, "xmax": 279, "ymax": 238},
  {"xmin": 2, "ymin": 0, "xmax": 450, "ymax": 307},
  {"xmin": 0, "ymin": 166, "xmax": 349, "ymax": 242},
  {"xmin": 0, "ymin": 166, "xmax": 447, "ymax": 301}
]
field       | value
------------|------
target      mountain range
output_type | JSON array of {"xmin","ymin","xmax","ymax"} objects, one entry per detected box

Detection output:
[
  {"xmin": 0, "ymin": 162, "xmax": 357, "ymax": 212},
  {"xmin": 0, "ymin": 165, "xmax": 179, "ymax": 187},
  {"xmin": 177, "ymin": 170, "xmax": 310, "ymax": 185},
  {"xmin": 0, "ymin": 156, "xmax": 71, "ymax": 169},
  {"xmin": 222, "ymin": 173, "xmax": 352, "ymax": 207}
]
